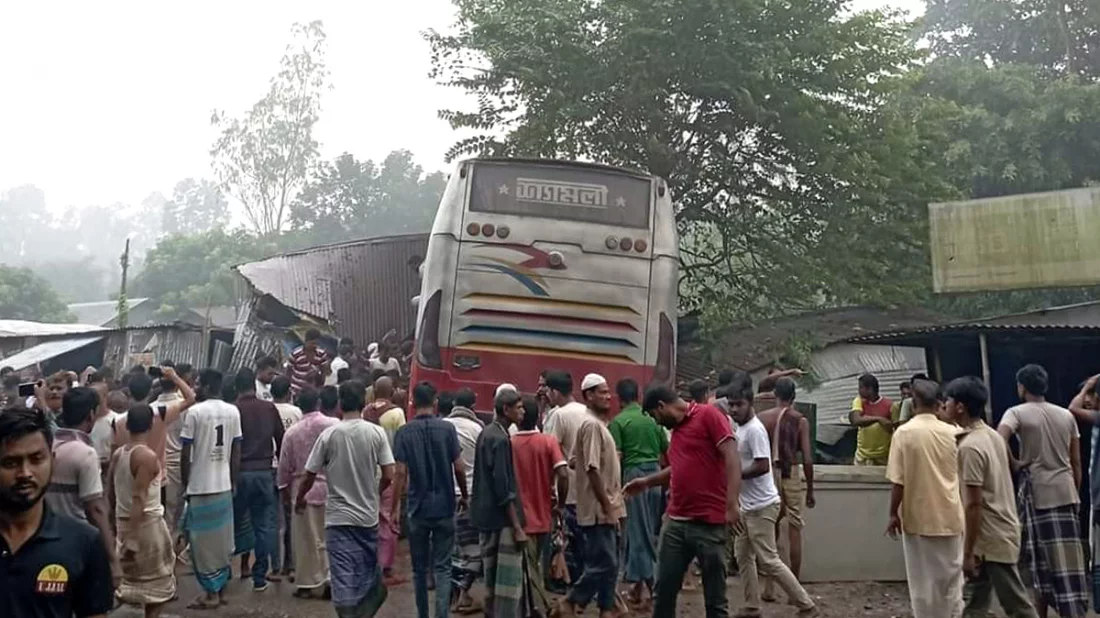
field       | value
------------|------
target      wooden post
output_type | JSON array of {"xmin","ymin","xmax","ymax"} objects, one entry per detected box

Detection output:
[
  {"xmin": 979, "ymin": 333, "xmax": 993, "ymax": 423},
  {"xmin": 117, "ymin": 238, "xmax": 131, "ymax": 329}
]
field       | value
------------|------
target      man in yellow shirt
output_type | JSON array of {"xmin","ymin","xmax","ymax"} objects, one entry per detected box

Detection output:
[
  {"xmin": 849, "ymin": 374, "xmax": 896, "ymax": 465},
  {"xmin": 885, "ymin": 379, "xmax": 964, "ymax": 618}
]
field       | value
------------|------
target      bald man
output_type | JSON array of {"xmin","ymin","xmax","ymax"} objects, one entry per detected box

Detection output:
[{"xmin": 365, "ymin": 376, "xmax": 406, "ymax": 582}]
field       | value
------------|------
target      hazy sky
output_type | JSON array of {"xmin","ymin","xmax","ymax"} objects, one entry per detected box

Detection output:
[{"xmin": 0, "ymin": 0, "xmax": 924, "ymax": 212}]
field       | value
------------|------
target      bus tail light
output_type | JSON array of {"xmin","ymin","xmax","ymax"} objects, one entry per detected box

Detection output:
[
  {"xmin": 466, "ymin": 222, "xmax": 480, "ymax": 236},
  {"xmin": 619, "ymin": 237, "xmax": 633, "ymax": 251},
  {"xmin": 653, "ymin": 312, "xmax": 674, "ymax": 385},
  {"xmin": 481, "ymin": 223, "xmax": 495, "ymax": 236},
  {"xmin": 416, "ymin": 290, "xmax": 443, "ymax": 369},
  {"xmin": 605, "ymin": 236, "xmax": 619, "ymax": 250},
  {"xmin": 634, "ymin": 239, "xmax": 648, "ymax": 252},
  {"xmin": 496, "ymin": 225, "xmax": 510, "ymax": 239}
]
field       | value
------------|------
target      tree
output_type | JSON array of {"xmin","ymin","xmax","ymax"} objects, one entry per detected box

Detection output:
[
  {"xmin": 0, "ymin": 265, "xmax": 74, "ymax": 322},
  {"xmin": 923, "ymin": 0, "xmax": 1100, "ymax": 78},
  {"xmin": 427, "ymin": 0, "xmax": 948, "ymax": 324},
  {"xmin": 900, "ymin": 59, "xmax": 1100, "ymax": 199},
  {"xmin": 904, "ymin": 1, "xmax": 1100, "ymax": 316},
  {"xmin": 130, "ymin": 229, "xmax": 275, "ymax": 317},
  {"xmin": 289, "ymin": 150, "xmax": 446, "ymax": 245},
  {"xmin": 162, "ymin": 178, "xmax": 229, "ymax": 235},
  {"xmin": 210, "ymin": 20, "xmax": 329, "ymax": 235}
]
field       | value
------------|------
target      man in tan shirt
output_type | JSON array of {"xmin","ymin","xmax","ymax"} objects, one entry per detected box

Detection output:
[
  {"xmin": 997, "ymin": 364, "xmax": 1087, "ymax": 618},
  {"xmin": 944, "ymin": 377, "xmax": 1037, "ymax": 618},
  {"xmin": 886, "ymin": 379, "xmax": 964, "ymax": 618},
  {"xmin": 556, "ymin": 373, "xmax": 624, "ymax": 618}
]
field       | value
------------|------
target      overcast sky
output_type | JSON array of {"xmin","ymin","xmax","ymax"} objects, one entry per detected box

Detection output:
[{"xmin": 0, "ymin": 0, "xmax": 924, "ymax": 212}]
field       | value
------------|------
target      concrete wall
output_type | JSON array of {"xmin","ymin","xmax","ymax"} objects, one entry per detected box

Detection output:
[{"xmin": 799, "ymin": 465, "xmax": 906, "ymax": 582}]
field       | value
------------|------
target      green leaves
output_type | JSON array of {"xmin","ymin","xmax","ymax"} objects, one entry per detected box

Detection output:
[
  {"xmin": 0, "ymin": 266, "xmax": 73, "ymax": 323},
  {"xmin": 429, "ymin": 0, "xmax": 938, "ymax": 326},
  {"xmin": 130, "ymin": 230, "xmax": 275, "ymax": 318},
  {"xmin": 287, "ymin": 151, "xmax": 446, "ymax": 246}
]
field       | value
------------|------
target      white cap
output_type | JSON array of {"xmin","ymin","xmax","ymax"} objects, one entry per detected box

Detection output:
[
  {"xmin": 495, "ymin": 383, "xmax": 518, "ymax": 397},
  {"xmin": 580, "ymin": 373, "xmax": 607, "ymax": 391}
]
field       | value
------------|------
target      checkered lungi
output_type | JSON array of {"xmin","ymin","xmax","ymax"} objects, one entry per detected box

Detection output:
[{"xmin": 1018, "ymin": 469, "xmax": 1089, "ymax": 618}]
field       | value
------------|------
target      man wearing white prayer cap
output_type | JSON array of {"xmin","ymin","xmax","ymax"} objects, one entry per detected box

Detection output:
[
  {"xmin": 580, "ymin": 374, "xmax": 607, "ymax": 392},
  {"xmin": 556, "ymin": 372, "xmax": 626, "ymax": 618},
  {"xmin": 496, "ymin": 383, "xmax": 520, "ymax": 435}
]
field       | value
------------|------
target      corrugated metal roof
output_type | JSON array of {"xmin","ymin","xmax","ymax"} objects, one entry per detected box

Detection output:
[
  {"xmin": 677, "ymin": 306, "xmax": 948, "ymax": 383},
  {"xmin": 847, "ymin": 322, "xmax": 1100, "ymax": 345},
  {"xmin": 66, "ymin": 298, "xmax": 150, "ymax": 326},
  {"xmin": 235, "ymin": 234, "xmax": 428, "ymax": 347},
  {"xmin": 0, "ymin": 336, "xmax": 104, "ymax": 370},
  {"xmin": 0, "ymin": 320, "xmax": 105, "ymax": 338}
]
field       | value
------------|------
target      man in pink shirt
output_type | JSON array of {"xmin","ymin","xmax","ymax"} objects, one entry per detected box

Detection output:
[{"xmin": 277, "ymin": 387, "xmax": 339, "ymax": 598}]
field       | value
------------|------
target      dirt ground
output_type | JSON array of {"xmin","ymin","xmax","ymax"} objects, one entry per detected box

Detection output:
[{"xmin": 106, "ymin": 541, "xmax": 1059, "ymax": 618}]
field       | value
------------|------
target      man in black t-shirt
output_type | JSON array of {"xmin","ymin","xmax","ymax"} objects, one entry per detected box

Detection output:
[{"xmin": 0, "ymin": 407, "xmax": 114, "ymax": 618}]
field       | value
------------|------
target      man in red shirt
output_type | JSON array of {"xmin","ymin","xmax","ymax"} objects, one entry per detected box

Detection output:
[
  {"xmin": 288, "ymin": 329, "xmax": 330, "ymax": 396},
  {"xmin": 511, "ymin": 396, "xmax": 568, "ymax": 615},
  {"xmin": 624, "ymin": 385, "xmax": 741, "ymax": 618}
]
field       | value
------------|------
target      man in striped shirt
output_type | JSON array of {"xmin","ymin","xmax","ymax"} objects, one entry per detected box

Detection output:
[{"xmin": 289, "ymin": 329, "xmax": 330, "ymax": 395}]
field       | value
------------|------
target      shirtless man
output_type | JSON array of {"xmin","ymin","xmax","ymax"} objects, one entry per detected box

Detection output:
[{"xmin": 756, "ymin": 377, "xmax": 814, "ymax": 602}]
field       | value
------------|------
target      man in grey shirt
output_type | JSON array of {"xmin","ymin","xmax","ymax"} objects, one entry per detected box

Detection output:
[{"xmin": 298, "ymin": 380, "xmax": 395, "ymax": 618}]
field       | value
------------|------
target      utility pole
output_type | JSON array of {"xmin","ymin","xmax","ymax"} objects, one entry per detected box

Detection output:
[{"xmin": 117, "ymin": 238, "xmax": 130, "ymax": 329}]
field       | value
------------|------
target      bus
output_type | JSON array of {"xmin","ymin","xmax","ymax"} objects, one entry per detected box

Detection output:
[{"xmin": 410, "ymin": 158, "xmax": 678, "ymax": 415}]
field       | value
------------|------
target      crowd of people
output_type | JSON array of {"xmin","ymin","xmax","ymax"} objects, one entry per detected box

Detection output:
[
  {"xmin": 2, "ymin": 331, "xmax": 1098, "ymax": 618},
  {"xmin": 845, "ymin": 363, "xmax": 1098, "ymax": 618}
]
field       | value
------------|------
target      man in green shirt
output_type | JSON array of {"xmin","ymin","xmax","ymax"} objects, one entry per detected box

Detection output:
[{"xmin": 608, "ymin": 378, "xmax": 668, "ymax": 605}]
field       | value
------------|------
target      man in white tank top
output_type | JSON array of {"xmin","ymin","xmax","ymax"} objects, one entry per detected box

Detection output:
[{"xmin": 107, "ymin": 404, "xmax": 177, "ymax": 618}]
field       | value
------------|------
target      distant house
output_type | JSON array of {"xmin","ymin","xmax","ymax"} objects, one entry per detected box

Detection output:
[
  {"xmin": 67, "ymin": 298, "xmax": 156, "ymax": 327},
  {"xmin": 678, "ymin": 306, "xmax": 949, "ymax": 456},
  {"xmin": 67, "ymin": 299, "xmax": 238, "ymax": 330}
]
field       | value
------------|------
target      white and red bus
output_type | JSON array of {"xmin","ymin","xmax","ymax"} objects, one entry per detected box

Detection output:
[{"xmin": 411, "ymin": 158, "xmax": 677, "ymax": 414}]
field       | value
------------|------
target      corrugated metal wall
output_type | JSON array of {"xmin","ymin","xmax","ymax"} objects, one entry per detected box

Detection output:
[
  {"xmin": 750, "ymin": 343, "xmax": 928, "ymax": 445},
  {"xmin": 236, "ymin": 234, "xmax": 428, "ymax": 347},
  {"xmin": 229, "ymin": 298, "xmax": 288, "ymax": 371},
  {"xmin": 101, "ymin": 327, "xmax": 205, "ymax": 374}
]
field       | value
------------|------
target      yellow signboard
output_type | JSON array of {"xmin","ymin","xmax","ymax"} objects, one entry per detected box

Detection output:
[{"xmin": 930, "ymin": 188, "xmax": 1100, "ymax": 293}]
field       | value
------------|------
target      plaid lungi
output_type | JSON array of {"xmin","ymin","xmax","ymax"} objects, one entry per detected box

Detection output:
[
  {"xmin": 1018, "ymin": 469, "xmax": 1089, "ymax": 617},
  {"xmin": 481, "ymin": 528, "xmax": 534, "ymax": 618},
  {"xmin": 326, "ymin": 525, "xmax": 381, "ymax": 611},
  {"xmin": 452, "ymin": 509, "xmax": 483, "ymax": 591}
]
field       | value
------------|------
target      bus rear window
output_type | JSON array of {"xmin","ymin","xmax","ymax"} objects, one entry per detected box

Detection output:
[{"xmin": 469, "ymin": 161, "xmax": 652, "ymax": 229}]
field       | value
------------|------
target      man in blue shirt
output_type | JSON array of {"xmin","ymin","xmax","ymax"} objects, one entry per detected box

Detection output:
[
  {"xmin": 0, "ymin": 406, "xmax": 114, "ymax": 618},
  {"xmin": 393, "ymin": 381, "xmax": 467, "ymax": 618}
]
